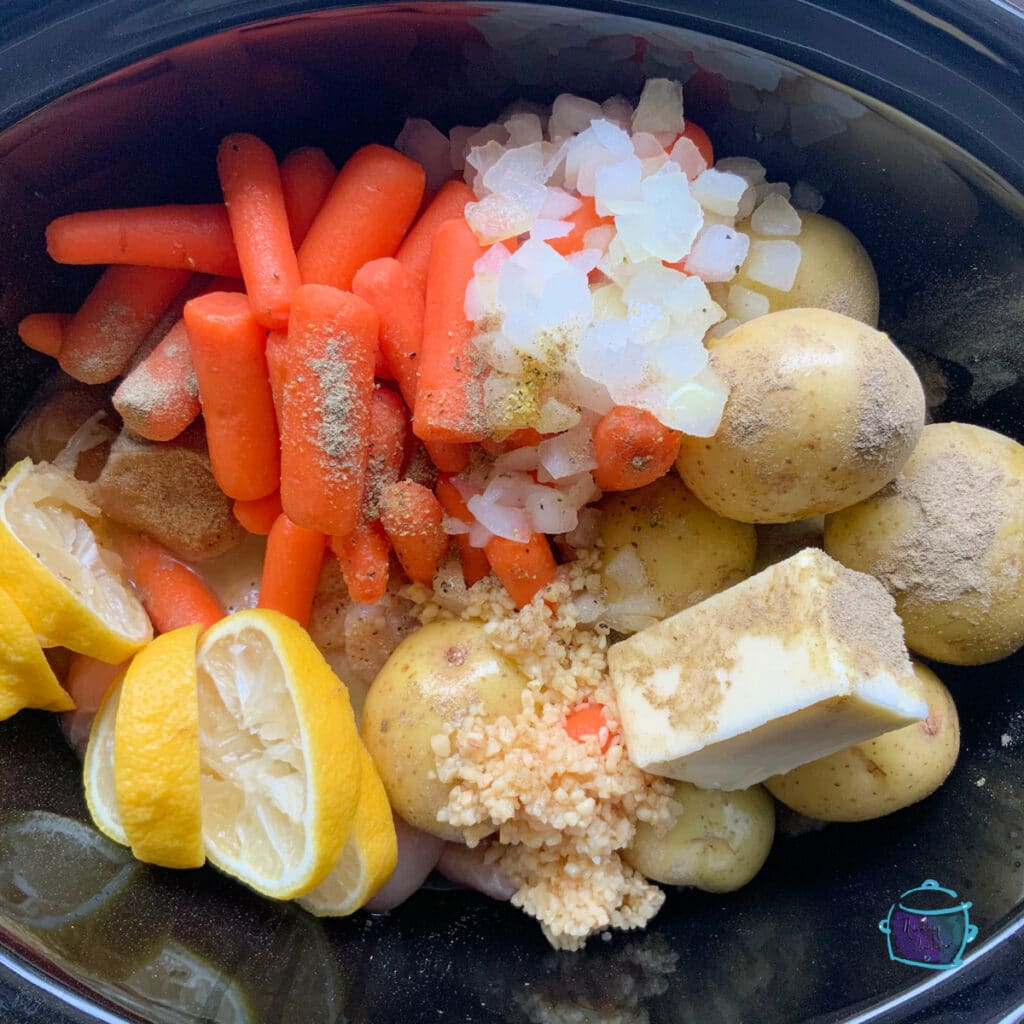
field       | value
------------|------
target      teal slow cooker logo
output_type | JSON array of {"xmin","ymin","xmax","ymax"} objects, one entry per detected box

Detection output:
[{"xmin": 879, "ymin": 879, "xmax": 978, "ymax": 970}]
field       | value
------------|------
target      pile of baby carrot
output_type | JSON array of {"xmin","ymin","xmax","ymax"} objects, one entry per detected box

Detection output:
[{"xmin": 21, "ymin": 128, "xmax": 690, "ymax": 622}]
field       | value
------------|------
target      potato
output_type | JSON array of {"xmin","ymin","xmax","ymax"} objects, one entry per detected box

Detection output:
[
  {"xmin": 361, "ymin": 620, "xmax": 526, "ymax": 840},
  {"xmin": 824, "ymin": 422, "xmax": 1024, "ymax": 664},
  {"xmin": 598, "ymin": 474, "xmax": 755, "ymax": 634},
  {"xmin": 676, "ymin": 309, "xmax": 925, "ymax": 523},
  {"xmin": 733, "ymin": 211, "xmax": 879, "ymax": 327},
  {"xmin": 93, "ymin": 423, "xmax": 245, "ymax": 561},
  {"xmin": 624, "ymin": 782, "xmax": 774, "ymax": 892},
  {"xmin": 765, "ymin": 661, "xmax": 959, "ymax": 821}
]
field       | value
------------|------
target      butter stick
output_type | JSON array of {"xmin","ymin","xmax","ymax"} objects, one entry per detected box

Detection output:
[{"xmin": 608, "ymin": 548, "xmax": 927, "ymax": 790}]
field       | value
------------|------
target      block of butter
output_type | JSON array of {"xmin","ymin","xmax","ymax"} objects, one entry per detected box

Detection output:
[{"xmin": 608, "ymin": 548, "xmax": 927, "ymax": 790}]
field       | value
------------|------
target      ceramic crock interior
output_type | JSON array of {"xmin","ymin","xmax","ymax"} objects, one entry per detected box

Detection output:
[{"xmin": 0, "ymin": 5, "xmax": 1022, "ymax": 1023}]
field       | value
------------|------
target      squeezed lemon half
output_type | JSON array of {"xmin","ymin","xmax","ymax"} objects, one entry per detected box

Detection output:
[{"xmin": 196, "ymin": 609, "xmax": 362, "ymax": 900}]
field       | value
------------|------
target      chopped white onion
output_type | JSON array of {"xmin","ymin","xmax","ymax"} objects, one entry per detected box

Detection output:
[
  {"xmin": 395, "ymin": 118, "xmax": 453, "ymax": 192},
  {"xmin": 750, "ymin": 193, "xmax": 802, "ymax": 236},
  {"xmin": 690, "ymin": 169, "xmax": 749, "ymax": 218},
  {"xmin": 563, "ymin": 506, "xmax": 602, "ymax": 549},
  {"xmin": 745, "ymin": 239, "xmax": 802, "ymax": 291},
  {"xmin": 504, "ymin": 112, "xmax": 544, "ymax": 148},
  {"xmin": 540, "ymin": 187, "xmax": 582, "ymax": 220},
  {"xmin": 442, "ymin": 515, "xmax": 470, "ymax": 536},
  {"xmin": 467, "ymin": 492, "xmax": 532, "ymax": 543},
  {"xmin": 714, "ymin": 156, "xmax": 767, "ymax": 185},
  {"xmin": 631, "ymin": 78, "xmax": 685, "ymax": 135},
  {"xmin": 667, "ymin": 135, "xmax": 706, "ymax": 180},
  {"xmin": 685, "ymin": 225, "xmax": 750, "ymax": 283},
  {"xmin": 791, "ymin": 180, "xmax": 825, "ymax": 212},
  {"xmin": 449, "ymin": 126, "xmax": 479, "ymax": 173},
  {"xmin": 527, "ymin": 487, "xmax": 579, "ymax": 534},
  {"xmin": 613, "ymin": 170, "xmax": 703, "ymax": 263},
  {"xmin": 727, "ymin": 284, "xmax": 771, "ymax": 322},
  {"xmin": 549, "ymin": 93, "xmax": 604, "ymax": 140},
  {"xmin": 537, "ymin": 420, "xmax": 597, "ymax": 480},
  {"xmin": 601, "ymin": 95, "xmax": 634, "ymax": 129}
]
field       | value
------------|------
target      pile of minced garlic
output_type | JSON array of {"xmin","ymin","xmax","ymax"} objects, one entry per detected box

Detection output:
[{"xmin": 407, "ymin": 552, "xmax": 677, "ymax": 950}]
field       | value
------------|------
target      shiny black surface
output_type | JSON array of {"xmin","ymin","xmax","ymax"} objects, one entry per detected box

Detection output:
[{"xmin": 0, "ymin": 3, "xmax": 1023, "ymax": 1023}]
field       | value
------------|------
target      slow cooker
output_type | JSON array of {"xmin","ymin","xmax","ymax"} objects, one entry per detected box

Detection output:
[{"xmin": 0, "ymin": 2, "xmax": 1022, "ymax": 1022}]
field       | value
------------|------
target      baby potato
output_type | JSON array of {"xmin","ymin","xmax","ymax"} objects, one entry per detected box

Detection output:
[
  {"xmin": 765, "ymin": 661, "xmax": 959, "ymax": 821},
  {"xmin": 733, "ymin": 211, "xmax": 879, "ymax": 327},
  {"xmin": 598, "ymin": 474, "xmax": 755, "ymax": 635},
  {"xmin": 624, "ymin": 782, "xmax": 775, "ymax": 892},
  {"xmin": 824, "ymin": 422, "xmax": 1024, "ymax": 664},
  {"xmin": 361, "ymin": 620, "xmax": 526, "ymax": 840},
  {"xmin": 676, "ymin": 308, "xmax": 925, "ymax": 523}
]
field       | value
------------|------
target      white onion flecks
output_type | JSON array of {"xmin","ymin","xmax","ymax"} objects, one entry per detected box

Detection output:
[{"xmin": 391, "ymin": 78, "xmax": 821, "ymax": 541}]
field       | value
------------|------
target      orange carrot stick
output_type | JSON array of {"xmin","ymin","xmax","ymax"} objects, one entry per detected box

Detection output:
[
  {"xmin": 395, "ymin": 179, "xmax": 475, "ymax": 293},
  {"xmin": 46, "ymin": 205, "xmax": 241, "ymax": 276},
  {"xmin": 233, "ymin": 490, "xmax": 283, "ymax": 535},
  {"xmin": 547, "ymin": 196, "xmax": 611, "ymax": 257},
  {"xmin": 17, "ymin": 313, "xmax": 70, "ymax": 358},
  {"xmin": 59, "ymin": 266, "xmax": 192, "ymax": 384},
  {"xmin": 564, "ymin": 703, "xmax": 613, "ymax": 752},
  {"xmin": 378, "ymin": 480, "xmax": 447, "ymax": 585},
  {"xmin": 117, "ymin": 533, "xmax": 225, "ymax": 632},
  {"xmin": 351, "ymin": 257, "xmax": 468, "ymax": 471},
  {"xmin": 183, "ymin": 291, "xmax": 280, "ymax": 500},
  {"xmin": 279, "ymin": 284, "xmax": 378, "ymax": 536},
  {"xmin": 279, "ymin": 147, "xmax": 336, "ymax": 248},
  {"xmin": 484, "ymin": 532, "xmax": 557, "ymax": 608},
  {"xmin": 413, "ymin": 218, "xmax": 487, "ymax": 444},
  {"xmin": 592, "ymin": 405, "xmax": 682, "ymax": 492},
  {"xmin": 435, "ymin": 475, "xmax": 490, "ymax": 586},
  {"xmin": 297, "ymin": 144, "xmax": 425, "ymax": 291},
  {"xmin": 257, "ymin": 513, "xmax": 327, "ymax": 627},
  {"xmin": 331, "ymin": 520, "xmax": 391, "ymax": 605},
  {"xmin": 363, "ymin": 386, "xmax": 411, "ymax": 520},
  {"xmin": 217, "ymin": 133, "xmax": 302, "ymax": 330}
]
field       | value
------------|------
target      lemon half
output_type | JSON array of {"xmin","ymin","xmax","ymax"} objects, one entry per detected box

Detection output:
[
  {"xmin": 196, "ymin": 609, "xmax": 362, "ymax": 900},
  {"xmin": 0, "ymin": 459, "xmax": 151, "ymax": 662},
  {"xmin": 0, "ymin": 585, "xmax": 74, "ymax": 720},
  {"xmin": 115, "ymin": 625, "xmax": 204, "ymax": 869},
  {"xmin": 298, "ymin": 742, "xmax": 397, "ymax": 916}
]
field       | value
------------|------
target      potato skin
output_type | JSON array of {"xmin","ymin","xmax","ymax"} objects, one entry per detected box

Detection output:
[
  {"xmin": 765, "ymin": 662, "xmax": 959, "ymax": 821},
  {"xmin": 734, "ymin": 211, "xmax": 879, "ymax": 327},
  {"xmin": 676, "ymin": 309, "xmax": 925, "ymax": 523},
  {"xmin": 624, "ymin": 782, "xmax": 775, "ymax": 892},
  {"xmin": 825, "ymin": 422, "xmax": 1024, "ymax": 665},
  {"xmin": 361, "ymin": 620, "xmax": 526, "ymax": 840},
  {"xmin": 598, "ymin": 474, "xmax": 755, "ymax": 634}
]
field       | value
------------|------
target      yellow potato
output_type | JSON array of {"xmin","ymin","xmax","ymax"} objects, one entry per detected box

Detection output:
[
  {"xmin": 824, "ymin": 422, "xmax": 1024, "ymax": 664},
  {"xmin": 598, "ymin": 475, "xmax": 755, "ymax": 635},
  {"xmin": 765, "ymin": 662, "xmax": 959, "ymax": 821},
  {"xmin": 624, "ymin": 782, "xmax": 775, "ymax": 892},
  {"xmin": 676, "ymin": 308, "xmax": 925, "ymax": 523},
  {"xmin": 733, "ymin": 211, "xmax": 879, "ymax": 326},
  {"xmin": 361, "ymin": 620, "xmax": 526, "ymax": 840}
]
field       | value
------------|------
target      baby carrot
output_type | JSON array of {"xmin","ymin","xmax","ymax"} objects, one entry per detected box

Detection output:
[
  {"xmin": 257, "ymin": 513, "xmax": 327, "ymax": 628},
  {"xmin": 46, "ymin": 205, "xmax": 241, "ymax": 276},
  {"xmin": 279, "ymin": 284, "xmax": 378, "ymax": 536},
  {"xmin": 113, "ymin": 318, "xmax": 199, "ymax": 441},
  {"xmin": 297, "ymin": 144, "xmax": 425, "ymax": 291},
  {"xmin": 117, "ymin": 533, "xmax": 225, "ymax": 632},
  {"xmin": 547, "ymin": 196, "xmax": 611, "ymax": 257},
  {"xmin": 217, "ymin": 133, "xmax": 301, "ymax": 330},
  {"xmin": 233, "ymin": 490, "xmax": 283, "ymax": 535},
  {"xmin": 414, "ymin": 218, "xmax": 487, "ymax": 444},
  {"xmin": 435, "ymin": 475, "xmax": 490, "ymax": 586},
  {"xmin": 280, "ymin": 147, "xmax": 336, "ymax": 248},
  {"xmin": 17, "ymin": 313, "xmax": 70, "ymax": 358},
  {"xmin": 59, "ymin": 266, "xmax": 192, "ymax": 384},
  {"xmin": 331, "ymin": 520, "xmax": 391, "ymax": 605},
  {"xmin": 395, "ymin": 179, "xmax": 475, "ymax": 292},
  {"xmin": 264, "ymin": 329, "xmax": 288, "ymax": 413},
  {"xmin": 378, "ymin": 480, "xmax": 447, "ymax": 585},
  {"xmin": 351, "ymin": 257, "xmax": 468, "ymax": 472},
  {"xmin": 564, "ymin": 703, "xmax": 613, "ymax": 752},
  {"xmin": 363, "ymin": 386, "xmax": 411, "ymax": 520},
  {"xmin": 484, "ymin": 533, "xmax": 557, "ymax": 609},
  {"xmin": 183, "ymin": 291, "xmax": 280, "ymax": 501},
  {"xmin": 592, "ymin": 405, "xmax": 682, "ymax": 492}
]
